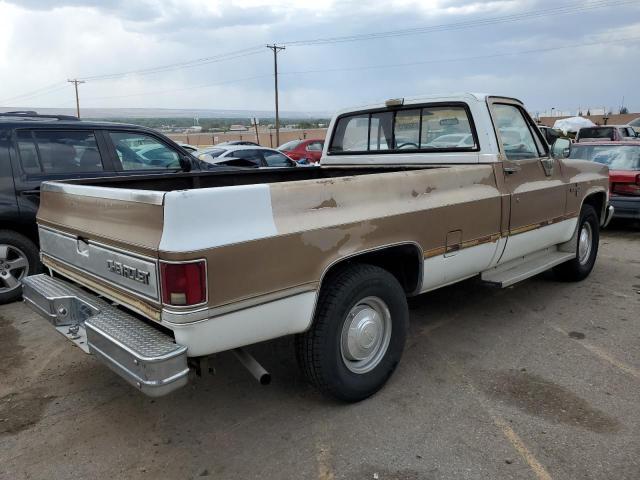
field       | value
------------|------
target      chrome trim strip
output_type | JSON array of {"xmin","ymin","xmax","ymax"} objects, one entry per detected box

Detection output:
[
  {"xmin": 161, "ymin": 283, "xmax": 318, "ymax": 324},
  {"xmin": 42, "ymin": 255, "xmax": 161, "ymax": 314},
  {"xmin": 603, "ymin": 205, "xmax": 615, "ymax": 228},
  {"xmin": 42, "ymin": 181, "xmax": 166, "ymax": 205}
]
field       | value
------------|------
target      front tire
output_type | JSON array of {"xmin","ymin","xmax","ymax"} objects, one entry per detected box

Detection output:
[
  {"xmin": 296, "ymin": 264, "xmax": 409, "ymax": 402},
  {"xmin": 553, "ymin": 204, "xmax": 599, "ymax": 281},
  {"xmin": 0, "ymin": 230, "xmax": 42, "ymax": 304}
]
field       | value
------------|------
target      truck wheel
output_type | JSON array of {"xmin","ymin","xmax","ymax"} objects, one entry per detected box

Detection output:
[
  {"xmin": 0, "ymin": 230, "xmax": 41, "ymax": 304},
  {"xmin": 553, "ymin": 204, "xmax": 599, "ymax": 282},
  {"xmin": 296, "ymin": 264, "xmax": 408, "ymax": 402}
]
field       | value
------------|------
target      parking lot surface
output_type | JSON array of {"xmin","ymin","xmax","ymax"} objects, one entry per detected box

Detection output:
[{"xmin": 1, "ymin": 224, "xmax": 639, "ymax": 480}]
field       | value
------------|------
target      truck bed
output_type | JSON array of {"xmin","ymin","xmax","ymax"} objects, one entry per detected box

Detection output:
[{"xmin": 60, "ymin": 165, "xmax": 437, "ymax": 192}]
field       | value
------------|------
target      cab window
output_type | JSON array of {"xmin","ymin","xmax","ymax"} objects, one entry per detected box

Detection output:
[
  {"xmin": 491, "ymin": 104, "xmax": 540, "ymax": 160},
  {"xmin": 329, "ymin": 104, "xmax": 476, "ymax": 153}
]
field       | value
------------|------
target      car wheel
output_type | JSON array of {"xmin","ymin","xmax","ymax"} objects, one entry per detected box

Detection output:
[
  {"xmin": 553, "ymin": 204, "xmax": 599, "ymax": 282},
  {"xmin": 296, "ymin": 264, "xmax": 408, "ymax": 402},
  {"xmin": 0, "ymin": 230, "xmax": 42, "ymax": 304}
]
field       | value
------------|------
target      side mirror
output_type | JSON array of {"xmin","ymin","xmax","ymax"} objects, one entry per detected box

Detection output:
[
  {"xmin": 179, "ymin": 155, "xmax": 192, "ymax": 172},
  {"xmin": 551, "ymin": 138, "xmax": 571, "ymax": 159}
]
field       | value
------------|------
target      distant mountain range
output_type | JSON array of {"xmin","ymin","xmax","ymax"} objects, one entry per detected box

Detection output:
[{"xmin": 1, "ymin": 107, "xmax": 330, "ymax": 119}]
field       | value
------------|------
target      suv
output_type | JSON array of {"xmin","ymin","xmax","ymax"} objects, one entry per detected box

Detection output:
[{"xmin": 0, "ymin": 111, "xmax": 215, "ymax": 303}]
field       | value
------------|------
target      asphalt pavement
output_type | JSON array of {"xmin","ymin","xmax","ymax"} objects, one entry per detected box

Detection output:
[{"xmin": 1, "ymin": 222, "xmax": 638, "ymax": 480}]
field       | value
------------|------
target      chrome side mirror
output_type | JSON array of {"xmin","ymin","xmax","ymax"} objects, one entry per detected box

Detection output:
[{"xmin": 551, "ymin": 138, "xmax": 571, "ymax": 159}]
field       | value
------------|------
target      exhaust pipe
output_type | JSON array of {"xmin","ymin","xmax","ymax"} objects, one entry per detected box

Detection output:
[{"xmin": 232, "ymin": 348, "xmax": 271, "ymax": 385}]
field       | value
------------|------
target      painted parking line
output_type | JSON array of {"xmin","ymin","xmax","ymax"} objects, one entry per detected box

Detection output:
[
  {"xmin": 423, "ymin": 326, "xmax": 554, "ymax": 480},
  {"xmin": 550, "ymin": 325, "xmax": 640, "ymax": 380}
]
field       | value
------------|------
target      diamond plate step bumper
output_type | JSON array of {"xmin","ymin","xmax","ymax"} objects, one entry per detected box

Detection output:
[{"xmin": 22, "ymin": 274, "xmax": 189, "ymax": 397}]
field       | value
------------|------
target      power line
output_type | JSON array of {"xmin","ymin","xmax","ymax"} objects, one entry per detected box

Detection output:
[
  {"xmin": 80, "ymin": 74, "xmax": 272, "ymax": 102},
  {"xmin": 280, "ymin": 35, "xmax": 640, "ymax": 76},
  {"xmin": 69, "ymin": 34, "xmax": 640, "ymax": 105},
  {"xmin": 2, "ymin": 0, "xmax": 636, "ymax": 104},
  {"xmin": 281, "ymin": 0, "xmax": 637, "ymax": 46},
  {"xmin": 0, "ymin": 82, "xmax": 68, "ymax": 105},
  {"xmin": 78, "ymin": 46, "xmax": 265, "ymax": 82}
]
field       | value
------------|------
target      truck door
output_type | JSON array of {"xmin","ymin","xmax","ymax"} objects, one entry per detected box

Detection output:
[{"xmin": 488, "ymin": 99, "xmax": 568, "ymax": 264}]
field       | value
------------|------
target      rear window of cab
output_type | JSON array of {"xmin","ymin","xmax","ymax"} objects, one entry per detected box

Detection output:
[{"xmin": 329, "ymin": 103, "xmax": 477, "ymax": 154}]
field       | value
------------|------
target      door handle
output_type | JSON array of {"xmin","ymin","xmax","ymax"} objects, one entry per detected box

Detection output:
[{"xmin": 503, "ymin": 165, "xmax": 520, "ymax": 174}]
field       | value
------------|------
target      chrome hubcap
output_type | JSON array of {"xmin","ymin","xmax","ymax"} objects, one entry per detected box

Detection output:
[
  {"xmin": 578, "ymin": 222, "xmax": 593, "ymax": 265},
  {"xmin": 340, "ymin": 296, "xmax": 392, "ymax": 374},
  {"xmin": 0, "ymin": 244, "xmax": 29, "ymax": 293}
]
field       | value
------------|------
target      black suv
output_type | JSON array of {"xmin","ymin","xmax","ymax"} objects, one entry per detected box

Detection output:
[{"xmin": 0, "ymin": 111, "xmax": 210, "ymax": 303}]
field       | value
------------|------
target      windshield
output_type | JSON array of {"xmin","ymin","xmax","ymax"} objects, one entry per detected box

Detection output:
[
  {"xmin": 201, "ymin": 148, "xmax": 226, "ymax": 158},
  {"xmin": 278, "ymin": 140, "xmax": 302, "ymax": 151},
  {"xmin": 579, "ymin": 127, "xmax": 614, "ymax": 140},
  {"xmin": 569, "ymin": 145, "xmax": 640, "ymax": 170}
]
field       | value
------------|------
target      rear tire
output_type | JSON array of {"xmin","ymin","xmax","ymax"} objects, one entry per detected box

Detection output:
[
  {"xmin": 0, "ymin": 230, "xmax": 42, "ymax": 304},
  {"xmin": 553, "ymin": 204, "xmax": 599, "ymax": 281},
  {"xmin": 296, "ymin": 264, "xmax": 409, "ymax": 402}
]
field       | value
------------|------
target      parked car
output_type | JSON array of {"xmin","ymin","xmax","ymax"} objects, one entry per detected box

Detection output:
[
  {"xmin": 423, "ymin": 133, "xmax": 474, "ymax": 148},
  {"xmin": 197, "ymin": 145, "xmax": 297, "ymax": 168},
  {"xmin": 0, "ymin": 111, "xmax": 224, "ymax": 304},
  {"xmin": 278, "ymin": 139, "xmax": 324, "ymax": 164},
  {"xmin": 20, "ymin": 94, "xmax": 612, "ymax": 402},
  {"xmin": 177, "ymin": 142, "xmax": 198, "ymax": 153},
  {"xmin": 216, "ymin": 140, "xmax": 260, "ymax": 146},
  {"xmin": 576, "ymin": 125, "xmax": 637, "ymax": 142},
  {"xmin": 568, "ymin": 141, "xmax": 640, "ymax": 221},
  {"xmin": 629, "ymin": 117, "xmax": 640, "ymax": 134}
]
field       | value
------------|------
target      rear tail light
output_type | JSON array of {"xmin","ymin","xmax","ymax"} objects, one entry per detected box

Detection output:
[
  {"xmin": 160, "ymin": 261, "xmax": 206, "ymax": 306},
  {"xmin": 611, "ymin": 175, "xmax": 640, "ymax": 196}
]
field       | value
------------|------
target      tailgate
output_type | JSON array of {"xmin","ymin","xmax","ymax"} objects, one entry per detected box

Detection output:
[{"xmin": 36, "ymin": 181, "xmax": 166, "ymax": 312}]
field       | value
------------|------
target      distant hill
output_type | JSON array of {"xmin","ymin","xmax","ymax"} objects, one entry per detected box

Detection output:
[{"xmin": 1, "ymin": 106, "xmax": 330, "ymax": 120}]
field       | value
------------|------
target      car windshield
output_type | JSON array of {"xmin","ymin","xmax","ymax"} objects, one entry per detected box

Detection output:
[
  {"xmin": 278, "ymin": 140, "xmax": 302, "ymax": 151},
  {"xmin": 569, "ymin": 145, "xmax": 640, "ymax": 170},
  {"xmin": 579, "ymin": 127, "xmax": 614, "ymax": 140},
  {"xmin": 202, "ymin": 148, "xmax": 226, "ymax": 158}
]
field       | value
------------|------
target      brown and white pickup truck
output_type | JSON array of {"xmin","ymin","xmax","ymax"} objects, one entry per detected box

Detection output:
[{"xmin": 22, "ymin": 94, "xmax": 613, "ymax": 401}]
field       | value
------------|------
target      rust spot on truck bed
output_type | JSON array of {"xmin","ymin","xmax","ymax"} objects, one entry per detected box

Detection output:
[{"xmin": 311, "ymin": 198, "xmax": 338, "ymax": 210}]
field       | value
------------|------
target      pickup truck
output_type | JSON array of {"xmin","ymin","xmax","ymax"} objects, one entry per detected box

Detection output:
[{"xmin": 21, "ymin": 94, "xmax": 614, "ymax": 402}]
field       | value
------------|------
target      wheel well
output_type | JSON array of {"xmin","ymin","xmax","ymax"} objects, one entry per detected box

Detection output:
[
  {"xmin": 582, "ymin": 192, "xmax": 606, "ymax": 223},
  {"xmin": 321, "ymin": 244, "xmax": 423, "ymax": 296},
  {"xmin": 0, "ymin": 222, "xmax": 39, "ymax": 245}
]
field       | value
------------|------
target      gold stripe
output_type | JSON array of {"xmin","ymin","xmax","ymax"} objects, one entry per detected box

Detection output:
[{"xmin": 424, "ymin": 213, "xmax": 578, "ymax": 259}]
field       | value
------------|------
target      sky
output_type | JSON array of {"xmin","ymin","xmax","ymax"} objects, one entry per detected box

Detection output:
[{"xmin": 0, "ymin": 0, "xmax": 639, "ymax": 116}]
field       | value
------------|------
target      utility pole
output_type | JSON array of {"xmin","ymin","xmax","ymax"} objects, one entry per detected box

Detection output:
[
  {"xmin": 266, "ymin": 44, "xmax": 285, "ymax": 147},
  {"xmin": 252, "ymin": 117, "xmax": 260, "ymax": 145},
  {"xmin": 67, "ymin": 79, "xmax": 85, "ymax": 118}
]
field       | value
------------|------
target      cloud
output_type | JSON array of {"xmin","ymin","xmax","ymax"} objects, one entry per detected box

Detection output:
[{"xmin": 0, "ymin": 0, "xmax": 639, "ymax": 114}]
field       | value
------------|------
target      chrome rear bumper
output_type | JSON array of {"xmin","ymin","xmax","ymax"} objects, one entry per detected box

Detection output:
[
  {"xmin": 602, "ymin": 204, "xmax": 615, "ymax": 228},
  {"xmin": 22, "ymin": 274, "xmax": 189, "ymax": 397}
]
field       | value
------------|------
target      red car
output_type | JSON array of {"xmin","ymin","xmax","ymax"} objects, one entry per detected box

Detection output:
[
  {"xmin": 277, "ymin": 138, "xmax": 324, "ymax": 164},
  {"xmin": 568, "ymin": 141, "xmax": 640, "ymax": 221}
]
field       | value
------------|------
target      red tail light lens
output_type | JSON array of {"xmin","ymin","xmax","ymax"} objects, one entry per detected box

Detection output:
[{"xmin": 160, "ymin": 261, "xmax": 206, "ymax": 306}]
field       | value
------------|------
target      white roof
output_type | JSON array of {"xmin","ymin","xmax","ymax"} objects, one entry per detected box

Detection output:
[{"xmin": 333, "ymin": 93, "xmax": 500, "ymax": 116}]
